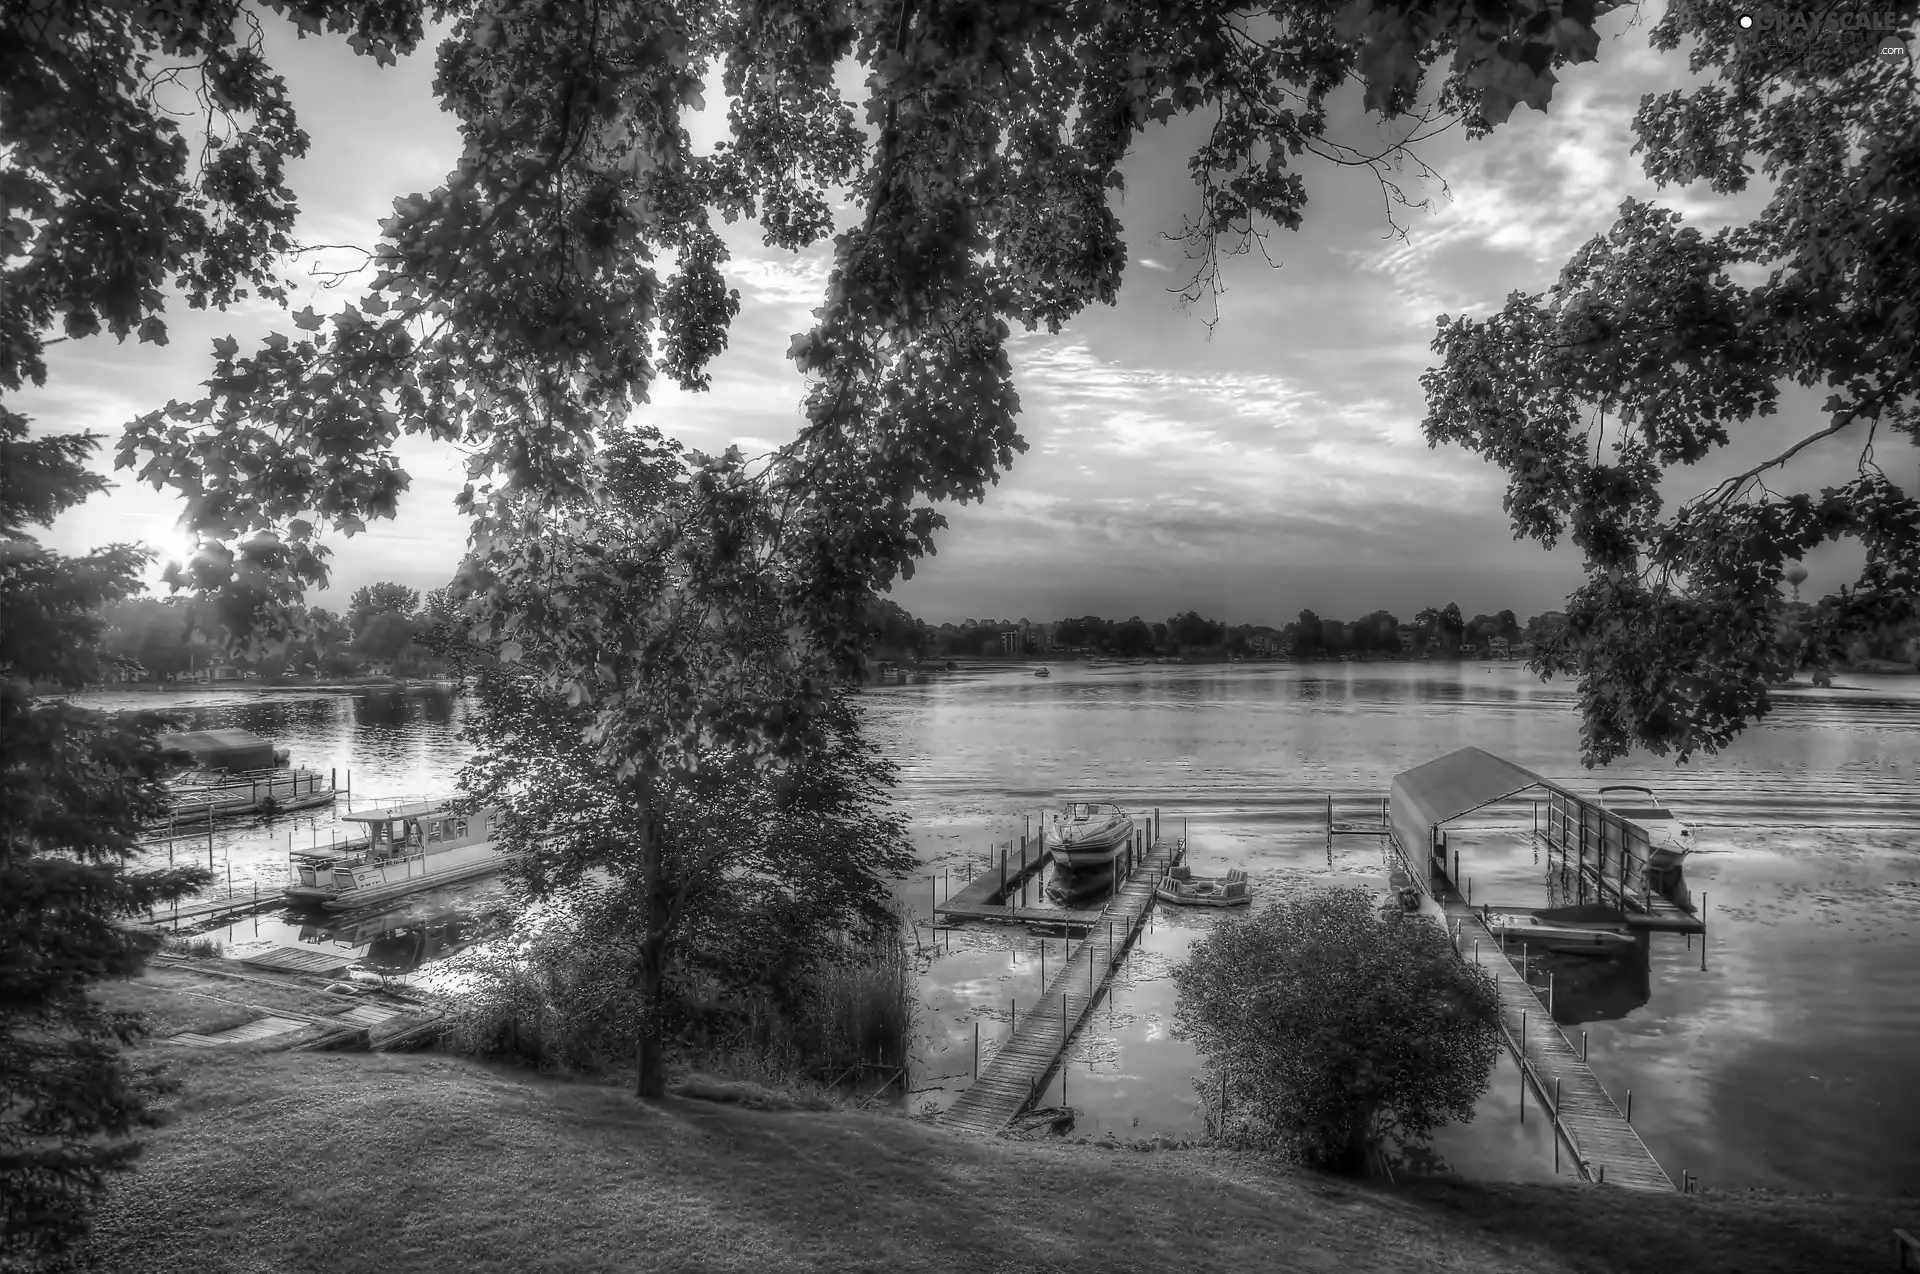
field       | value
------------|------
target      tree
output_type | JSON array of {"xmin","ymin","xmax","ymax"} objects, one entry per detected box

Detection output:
[
  {"xmin": 1169, "ymin": 610, "xmax": 1226, "ymax": 651},
  {"xmin": 1171, "ymin": 888, "xmax": 1501, "ymax": 1175},
  {"xmin": 1112, "ymin": 617, "xmax": 1154, "ymax": 657},
  {"xmin": 1421, "ymin": 5, "xmax": 1919, "ymax": 765},
  {"xmin": 1, "ymin": 418, "xmax": 210, "ymax": 1264},
  {"xmin": 1293, "ymin": 609, "xmax": 1324, "ymax": 659},
  {"xmin": 350, "ymin": 609, "xmax": 418, "ymax": 664},
  {"xmin": 459, "ymin": 663, "xmax": 917, "ymax": 1096},
  {"xmin": 347, "ymin": 583, "xmax": 421, "ymax": 639}
]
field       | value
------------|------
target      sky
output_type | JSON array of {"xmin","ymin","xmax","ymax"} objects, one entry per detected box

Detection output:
[{"xmin": 24, "ymin": 4, "xmax": 1910, "ymax": 629}]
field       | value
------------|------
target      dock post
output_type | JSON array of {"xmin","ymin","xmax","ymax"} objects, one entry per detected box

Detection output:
[
  {"xmin": 1554, "ymin": 1076, "xmax": 1561, "ymax": 1109},
  {"xmin": 208, "ymin": 821, "xmax": 214, "ymax": 870},
  {"xmin": 1154, "ymin": 807, "xmax": 1161, "ymax": 842},
  {"xmin": 1521, "ymin": 1010, "xmax": 1526, "ymax": 1057},
  {"xmin": 1582, "ymin": 1029, "xmax": 1588, "ymax": 1061},
  {"xmin": 1474, "ymin": 939, "xmax": 1479, "ymax": 964},
  {"xmin": 1549, "ymin": 972, "xmax": 1554, "ymax": 1017},
  {"xmin": 1041, "ymin": 942, "xmax": 1045, "ymax": 983},
  {"xmin": 1519, "ymin": 1068, "xmax": 1524, "ymax": 1122},
  {"xmin": 1062, "ymin": 994, "xmax": 1067, "ymax": 1048},
  {"xmin": 1625, "ymin": 1089, "xmax": 1632, "ymax": 1124},
  {"xmin": 1700, "ymin": 892, "xmax": 1708, "ymax": 972},
  {"xmin": 974, "ymin": 1022, "xmax": 979, "ymax": 1076}
]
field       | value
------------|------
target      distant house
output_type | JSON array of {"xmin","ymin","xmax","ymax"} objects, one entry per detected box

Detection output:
[
  {"xmin": 360, "ymin": 660, "xmax": 395, "ymax": 677},
  {"xmin": 1394, "ymin": 625, "xmax": 1420, "ymax": 653},
  {"xmin": 1489, "ymin": 636, "xmax": 1512, "ymax": 659},
  {"xmin": 199, "ymin": 659, "xmax": 242, "ymax": 684}
]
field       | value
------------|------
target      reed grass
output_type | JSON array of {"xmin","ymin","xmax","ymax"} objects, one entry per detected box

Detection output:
[{"xmin": 160, "ymin": 935, "xmax": 224, "ymax": 959}]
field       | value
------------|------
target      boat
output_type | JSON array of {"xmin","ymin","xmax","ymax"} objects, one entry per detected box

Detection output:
[
  {"xmin": 1034, "ymin": 666, "xmax": 1050, "ymax": 678},
  {"xmin": 1043, "ymin": 802, "xmax": 1134, "ymax": 869},
  {"xmin": 156, "ymin": 730, "xmax": 336, "ymax": 824},
  {"xmin": 1597, "ymin": 784, "xmax": 1697, "ymax": 910},
  {"xmin": 1044, "ymin": 863, "xmax": 1114, "ymax": 904},
  {"xmin": 284, "ymin": 800, "xmax": 516, "ymax": 911},
  {"xmin": 1155, "ymin": 864, "xmax": 1251, "ymax": 907},
  {"xmin": 1482, "ymin": 903, "xmax": 1638, "ymax": 955}
]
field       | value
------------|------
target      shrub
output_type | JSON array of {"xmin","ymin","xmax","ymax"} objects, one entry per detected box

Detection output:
[
  {"xmin": 1171, "ymin": 887, "xmax": 1501, "ymax": 1175},
  {"xmin": 161, "ymin": 935, "xmax": 222, "ymax": 959}
]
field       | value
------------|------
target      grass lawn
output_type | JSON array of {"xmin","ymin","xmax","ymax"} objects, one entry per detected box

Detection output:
[{"xmin": 74, "ymin": 1043, "xmax": 1918, "ymax": 1274}]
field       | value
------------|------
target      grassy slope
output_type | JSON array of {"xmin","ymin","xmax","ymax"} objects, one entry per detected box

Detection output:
[{"xmin": 78, "ymin": 1044, "xmax": 1915, "ymax": 1274}]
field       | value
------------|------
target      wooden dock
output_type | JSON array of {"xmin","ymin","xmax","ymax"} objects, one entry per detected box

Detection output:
[
  {"xmin": 934, "ymin": 840, "xmax": 1108, "ymax": 930},
  {"xmin": 142, "ymin": 886, "xmax": 283, "ymax": 929},
  {"xmin": 1430, "ymin": 879, "xmax": 1675, "ymax": 1191},
  {"xmin": 941, "ymin": 836, "xmax": 1186, "ymax": 1135},
  {"xmin": 237, "ymin": 945, "xmax": 354, "ymax": 977}
]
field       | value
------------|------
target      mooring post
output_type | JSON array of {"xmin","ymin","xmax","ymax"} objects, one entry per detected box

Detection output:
[
  {"xmin": 1520, "ymin": 1068, "xmax": 1525, "ymax": 1122},
  {"xmin": 1474, "ymin": 939, "xmax": 1480, "ymax": 963},
  {"xmin": 1549, "ymin": 971, "xmax": 1555, "ymax": 1017},
  {"xmin": 1599, "ymin": 1163, "xmax": 1605, "ymax": 1184},
  {"xmin": 1041, "ymin": 941, "xmax": 1045, "ymax": 983},
  {"xmin": 1554, "ymin": 1076, "xmax": 1561, "ymax": 1110},
  {"xmin": 1700, "ymin": 891, "xmax": 1708, "ymax": 972},
  {"xmin": 1154, "ymin": 807, "xmax": 1161, "ymax": 842},
  {"xmin": 1582, "ymin": 1029, "xmax": 1588, "ymax": 1061},
  {"xmin": 208, "ymin": 821, "xmax": 214, "ymax": 870},
  {"xmin": 1521, "ymin": 1010, "xmax": 1527, "ymax": 1057},
  {"xmin": 974, "ymin": 1021, "xmax": 979, "ymax": 1076},
  {"xmin": 1061, "ymin": 993, "xmax": 1067, "ymax": 1047},
  {"xmin": 1625, "ymin": 1088, "xmax": 1632, "ymax": 1124}
]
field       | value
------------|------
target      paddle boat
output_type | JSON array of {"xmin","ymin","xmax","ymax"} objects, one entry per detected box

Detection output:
[
  {"xmin": 1155, "ymin": 864, "xmax": 1251, "ymax": 908},
  {"xmin": 285, "ymin": 799, "xmax": 516, "ymax": 911},
  {"xmin": 1043, "ymin": 802, "xmax": 1134, "ymax": 869},
  {"xmin": 1597, "ymin": 784, "xmax": 1697, "ymax": 910}
]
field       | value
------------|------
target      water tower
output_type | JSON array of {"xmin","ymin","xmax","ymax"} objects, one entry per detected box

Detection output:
[{"xmin": 1784, "ymin": 561, "xmax": 1808, "ymax": 603}]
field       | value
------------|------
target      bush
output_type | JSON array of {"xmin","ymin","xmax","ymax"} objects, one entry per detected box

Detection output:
[
  {"xmin": 160, "ymin": 935, "xmax": 222, "ymax": 959},
  {"xmin": 1171, "ymin": 887, "xmax": 1501, "ymax": 1176}
]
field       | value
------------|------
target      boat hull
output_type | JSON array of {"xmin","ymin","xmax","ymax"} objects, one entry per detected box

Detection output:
[
  {"xmin": 1154, "ymin": 882, "xmax": 1250, "ymax": 908},
  {"xmin": 320, "ymin": 852, "xmax": 517, "ymax": 910},
  {"xmin": 1486, "ymin": 913, "xmax": 1637, "ymax": 956}
]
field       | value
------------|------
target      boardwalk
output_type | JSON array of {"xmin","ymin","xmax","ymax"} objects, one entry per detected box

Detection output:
[
  {"xmin": 942, "ymin": 836, "xmax": 1185, "ymax": 1134},
  {"xmin": 1434, "ymin": 888, "xmax": 1675, "ymax": 1191}
]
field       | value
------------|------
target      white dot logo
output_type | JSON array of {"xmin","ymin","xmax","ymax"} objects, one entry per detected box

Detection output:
[{"xmin": 1737, "ymin": 13, "xmax": 1754, "ymax": 27}]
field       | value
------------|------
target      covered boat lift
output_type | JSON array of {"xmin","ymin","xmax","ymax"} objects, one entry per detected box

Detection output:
[{"xmin": 1387, "ymin": 746, "xmax": 1700, "ymax": 929}]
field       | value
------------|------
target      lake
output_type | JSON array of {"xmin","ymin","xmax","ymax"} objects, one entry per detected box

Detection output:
[{"xmin": 82, "ymin": 662, "xmax": 1920, "ymax": 1196}]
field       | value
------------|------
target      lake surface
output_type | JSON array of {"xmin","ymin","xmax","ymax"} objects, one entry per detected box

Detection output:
[{"xmin": 81, "ymin": 663, "xmax": 1920, "ymax": 1196}]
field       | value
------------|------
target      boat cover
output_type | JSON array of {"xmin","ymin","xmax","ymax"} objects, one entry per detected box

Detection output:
[
  {"xmin": 158, "ymin": 729, "xmax": 276, "ymax": 772},
  {"xmin": 1388, "ymin": 747, "xmax": 1564, "ymax": 878}
]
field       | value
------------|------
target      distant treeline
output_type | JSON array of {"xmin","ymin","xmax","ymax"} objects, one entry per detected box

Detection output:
[
  {"xmin": 100, "ymin": 582, "xmax": 462, "ymax": 681},
  {"xmin": 866, "ymin": 600, "xmax": 1554, "ymax": 662}
]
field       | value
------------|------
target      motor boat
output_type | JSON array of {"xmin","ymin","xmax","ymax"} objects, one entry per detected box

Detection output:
[
  {"xmin": 1155, "ymin": 864, "xmax": 1251, "ymax": 908},
  {"xmin": 1482, "ymin": 904, "xmax": 1638, "ymax": 956},
  {"xmin": 1043, "ymin": 802, "xmax": 1134, "ymax": 869},
  {"xmin": 1034, "ymin": 666, "xmax": 1050, "ymax": 678},
  {"xmin": 1597, "ymin": 784, "xmax": 1697, "ymax": 910}
]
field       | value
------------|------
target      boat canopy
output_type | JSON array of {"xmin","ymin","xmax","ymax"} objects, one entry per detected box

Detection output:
[
  {"xmin": 1388, "ymin": 747, "xmax": 1571, "ymax": 877},
  {"xmin": 158, "ymin": 729, "xmax": 276, "ymax": 772},
  {"xmin": 343, "ymin": 800, "xmax": 445, "ymax": 823}
]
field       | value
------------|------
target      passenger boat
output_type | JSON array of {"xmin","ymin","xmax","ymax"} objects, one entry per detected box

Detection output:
[
  {"xmin": 1597, "ymin": 784, "xmax": 1697, "ymax": 910},
  {"xmin": 1155, "ymin": 865, "xmax": 1250, "ymax": 908},
  {"xmin": 1043, "ymin": 802, "xmax": 1134, "ymax": 869},
  {"xmin": 284, "ymin": 800, "xmax": 515, "ymax": 911}
]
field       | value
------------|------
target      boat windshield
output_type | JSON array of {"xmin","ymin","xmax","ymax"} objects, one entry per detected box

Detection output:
[{"xmin": 1070, "ymin": 803, "xmax": 1090, "ymax": 820}]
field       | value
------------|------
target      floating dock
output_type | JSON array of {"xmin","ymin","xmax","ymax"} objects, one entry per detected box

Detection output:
[
  {"xmin": 141, "ymin": 885, "xmax": 282, "ymax": 929},
  {"xmin": 941, "ymin": 835, "xmax": 1185, "ymax": 1135}
]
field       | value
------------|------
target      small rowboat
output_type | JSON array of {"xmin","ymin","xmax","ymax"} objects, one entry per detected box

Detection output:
[
  {"xmin": 1155, "ymin": 865, "xmax": 1250, "ymax": 908},
  {"xmin": 1484, "ymin": 911, "xmax": 1636, "ymax": 955}
]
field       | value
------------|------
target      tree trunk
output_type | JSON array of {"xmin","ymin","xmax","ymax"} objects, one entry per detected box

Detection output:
[{"xmin": 634, "ymin": 805, "xmax": 670, "ymax": 1099}]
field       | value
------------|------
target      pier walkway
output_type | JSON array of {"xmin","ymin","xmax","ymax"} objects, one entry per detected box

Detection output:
[
  {"xmin": 1431, "ymin": 878, "xmax": 1674, "ymax": 1191},
  {"xmin": 942, "ymin": 836, "xmax": 1185, "ymax": 1135}
]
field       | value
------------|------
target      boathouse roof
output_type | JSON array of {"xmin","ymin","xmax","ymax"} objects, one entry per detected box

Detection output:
[
  {"xmin": 157, "ymin": 729, "xmax": 275, "ymax": 772},
  {"xmin": 1387, "ymin": 746, "xmax": 1572, "ymax": 859}
]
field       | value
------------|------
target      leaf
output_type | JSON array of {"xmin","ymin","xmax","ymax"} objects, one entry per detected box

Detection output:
[{"xmin": 292, "ymin": 307, "xmax": 324, "ymax": 331}]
